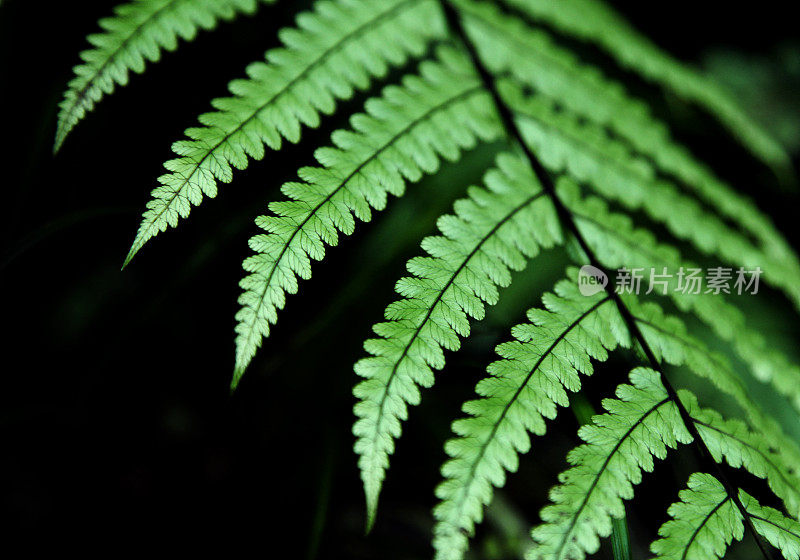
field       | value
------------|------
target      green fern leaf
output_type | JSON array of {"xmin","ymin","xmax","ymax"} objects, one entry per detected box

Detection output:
[
  {"xmin": 531, "ymin": 369, "xmax": 799, "ymax": 560},
  {"xmin": 455, "ymin": 0, "xmax": 793, "ymax": 264},
  {"xmin": 55, "ymin": 0, "xmax": 274, "ymax": 151},
  {"xmin": 529, "ymin": 367, "xmax": 691, "ymax": 560},
  {"xmin": 432, "ymin": 274, "xmax": 625, "ymax": 560},
  {"xmin": 124, "ymin": 0, "xmax": 445, "ymax": 265},
  {"xmin": 53, "ymin": 2, "xmax": 800, "ymax": 558},
  {"xmin": 354, "ymin": 71, "xmax": 800, "ymax": 533},
  {"xmin": 504, "ymin": 83, "xmax": 800, "ymax": 308},
  {"xmin": 654, "ymin": 477, "xmax": 800, "ymax": 560},
  {"xmin": 650, "ymin": 473, "xmax": 743, "ymax": 560},
  {"xmin": 560, "ymin": 184, "xmax": 800, "ymax": 415},
  {"xmin": 529, "ymin": 371, "xmax": 798, "ymax": 560},
  {"xmin": 685, "ymin": 393, "xmax": 800, "ymax": 518},
  {"xmin": 234, "ymin": 48, "xmax": 500, "ymax": 387},
  {"xmin": 504, "ymin": 0, "xmax": 791, "ymax": 177},
  {"xmin": 741, "ymin": 490, "xmax": 800, "ymax": 560},
  {"xmin": 353, "ymin": 153, "xmax": 562, "ymax": 528},
  {"xmin": 432, "ymin": 262, "xmax": 800, "ymax": 560}
]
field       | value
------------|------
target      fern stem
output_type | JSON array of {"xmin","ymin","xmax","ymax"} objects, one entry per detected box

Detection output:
[
  {"xmin": 440, "ymin": 1, "xmax": 778, "ymax": 558},
  {"xmin": 610, "ymin": 516, "xmax": 632, "ymax": 560}
]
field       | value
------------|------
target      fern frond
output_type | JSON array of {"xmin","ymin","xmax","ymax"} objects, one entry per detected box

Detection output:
[
  {"xmin": 741, "ymin": 490, "xmax": 800, "ymax": 560},
  {"xmin": 353, "ymin": 153, "xmax": 562, "ymax": 529},
  {"xmin": 124, "ymin": 0, "xmax": 445, "ymax": 265},
  {"xmin": 353, "ymin": 68, "xmax": 800, "ymax": 534},
  {"xmin": 432, "ymin": 274, "xmax": 626, "ymax": 560},
  {"xmin": 454, "ymin": 0, "xmax": 794, "ymax": 264},
  {"xmin": 529, "ymin": 367, "xmax": 691, "ymax": 560},
  {"xmin": 654, "ymin": 475, "xmax": 800, "ymax": 560},
  {"xmin": 650, "ymin": 473, "xmax": 743, "ymax": 560},
  {"xmin": 503, "ymin": 83, "xmax": 800, "ymax": 308},
  {"xmin": 55, "ymin": 0, "xmax": 274, "ymax": 151},
  {"xmin": 415, "ymin": 45, "xmax": 799, "ymax": 539},
  {"xmin": 684, "ymin": 393, "xmax": 800, "ymax": 518},
  {"xmin": 431, "ymin": 261, "xmax": 800, "ymax": 560},
  {"xmin": 53, "ymin": 1, "xmax": 800, "ymax": 558},
  {"xmin": 530, "ymin": 373, "xmax": 800, "ymax": 560},
  {"xmin": 234, "ymin": 48, "xmax": 500, "ymax": 388},
  {"xmin": 632, "ymin": 305, "xmax": 800, "ymax": 479},
  {"xmin": 560, "ymin": 183, "xmax": 800, "ymax": 415},
  {"xmin": 503, "ymin": 0, "xmax": 791, "ymax": 176}
]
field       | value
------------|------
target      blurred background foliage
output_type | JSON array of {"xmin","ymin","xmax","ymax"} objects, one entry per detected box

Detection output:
[{"xmin": 1, "ymin": 0, "xmax": 799, "ymax": 556}]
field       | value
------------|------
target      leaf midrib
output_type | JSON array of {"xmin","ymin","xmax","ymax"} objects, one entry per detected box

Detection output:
[{"xmin": 681, "ymin": 495, "xmax": 730, "ymax": 560}]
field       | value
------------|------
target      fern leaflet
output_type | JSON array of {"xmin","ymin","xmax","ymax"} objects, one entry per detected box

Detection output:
[
  {"xmin": 503, "ymin": 0, "xmax": 791, "ymax": 177},
  {"xmin": 55, "ymin": 0, "xmax": 274, "ymax": 151},
  {"xmin": 234, "ymin": 48, "xmax": 500, "ymax": 386},
  {"xmin": 455, "ymin": 0, "xmax": 794, "ymax": 264},
  {"xmin": 530, "ymin": 367, "xmax": 690, "ymax": 560},
  {"xmin": 742, "ymin": 490, "xmax": 800, "ymax": 560},
  {"xmin": 652, "ymin": 474, "xmax": 800, "ymax": 560},
  {"xmin": 432, "ymin": 271, "xmax": 625, "ymax": 560},
  {"xmin": 650, "ymin": 473, "xmax": 744, "ymax": 560},
  {"xmin": 353, "ymin": 153, "xmax": 561, "ymax": 527},
  {"xmin": 124, "ymin": 0, "xmax": 445, "ymax": 265}
]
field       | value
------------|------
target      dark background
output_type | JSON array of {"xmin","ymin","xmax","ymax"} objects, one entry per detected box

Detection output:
[{"xmin": 2, "ymin": 0, "xmax": 799, "ymax": 556}]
